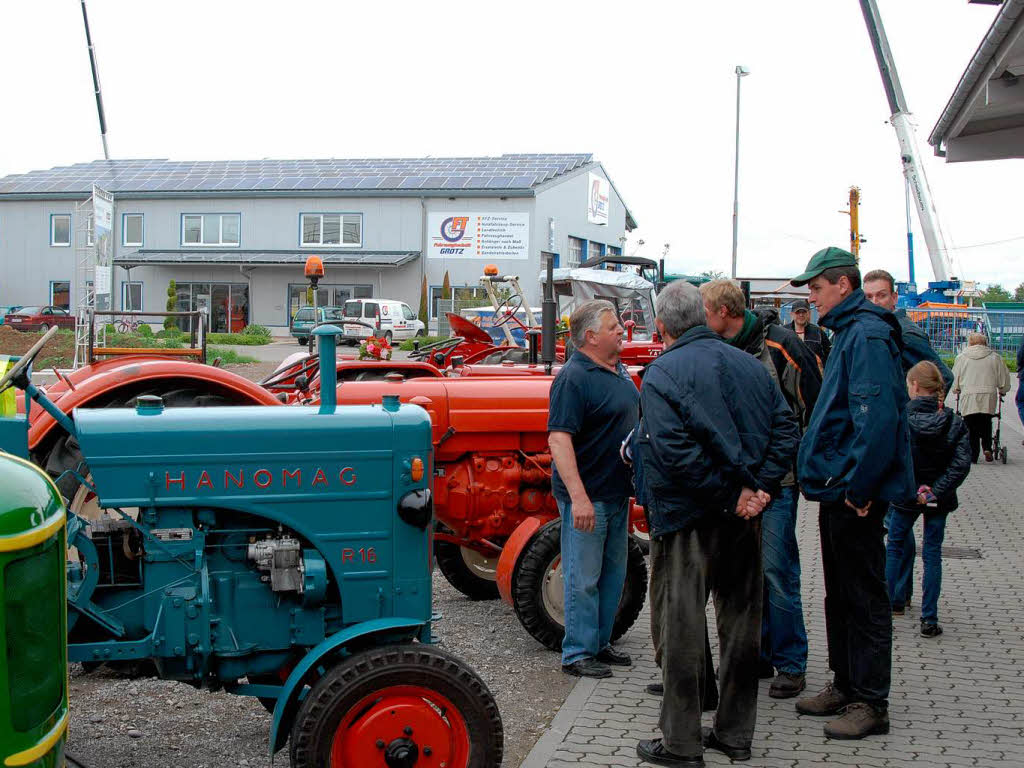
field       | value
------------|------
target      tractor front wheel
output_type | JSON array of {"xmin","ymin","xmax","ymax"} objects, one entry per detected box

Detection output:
[
  {"xmin": 434, "ymin": 525, "xmax": 500, "ymax": 601},
  {"xmin": 289, "ymin": 644, "xmax": 503, "ymax": 768},
  {"xmin": 511, "ymin": 518, "xmax": 647, "ymax": 652}
]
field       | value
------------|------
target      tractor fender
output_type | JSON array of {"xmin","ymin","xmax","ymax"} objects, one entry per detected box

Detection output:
[
  {"xmin": 496, "ymin": 514, "xmax": 556, "ymax": 604},
  {"xmin": 269, "ymin": 617, "xmax": 426, "ymax": 754},
  {"xmin": 27, "ymin": 357, "xmax": 280, "ymax": 451}
]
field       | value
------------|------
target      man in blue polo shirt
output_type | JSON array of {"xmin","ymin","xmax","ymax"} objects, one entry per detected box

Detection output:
[{"xmin": 549, "ymin": 299, "xmax": 640, "ymax": 678}]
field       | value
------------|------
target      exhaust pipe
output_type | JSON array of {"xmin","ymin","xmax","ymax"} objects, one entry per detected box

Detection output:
[
  {"xmin": 541, "ymin": 251, "xmax": 557, "ymax": 375},
  {"xmin": 314, "ymin": 324, "xmax": 342, "ymax": 414}
]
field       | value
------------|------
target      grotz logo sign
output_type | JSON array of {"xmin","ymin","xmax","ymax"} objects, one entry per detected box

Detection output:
[
  {"xmin": 440, "ymin": 216, "xmax": 469, "ymax": 242},
  {"xmin": 163, "ymin": 467, "xmax": 358, "ymax": 491},
  {"xmin": 587, "ymin": 172, "xmax": 609, "ymax": 225}
]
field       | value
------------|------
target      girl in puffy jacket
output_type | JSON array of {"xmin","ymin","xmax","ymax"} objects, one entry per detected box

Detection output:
[{"xmin": 886, "ymin": 361, "xmax": 972, "ymax": 638}]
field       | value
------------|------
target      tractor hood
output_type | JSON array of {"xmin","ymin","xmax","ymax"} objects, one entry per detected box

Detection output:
[{"xmin": 73, "ymin": 403, "xmax": 431, "ymax": 510}]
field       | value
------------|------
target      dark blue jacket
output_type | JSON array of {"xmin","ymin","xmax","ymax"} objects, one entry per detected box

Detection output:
[
  {"xmin": 637, "ymin": 326, "xmax": 800, "ymax": 537},
  {"xmin": 798, "ymin": 290, "xmax": 916, "ymax": 508},
  {"xmin": 895, "ymin": 309, "xmax": 954, "ymax": 392}
]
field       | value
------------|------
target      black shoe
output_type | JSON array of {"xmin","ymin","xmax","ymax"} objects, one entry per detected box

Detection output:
[
  {"xmin": 758, "ymin": 660, "xmax": 775, "ymax": 679},
  {"xmin": 920, "ymin": 623, "xmax": 943, "ymax": 638},
  {"xmin": 562, "ymin": 658, "xmax": 612, "ymax": 678},
  {"xmin": 769, "ymin": 672, "xmax": 807, "ymax": 699},
  {"xmin": 701, "ymin": 726, "xmax": 751, "ymax": 761},
  {"xmin": 596, "ymin": 646, "xmax": 632, "ymax": 666},
  {"xmin": 646, "ymin": 682, "xmax": 664, "ymax": 695},
  {"xmin": 892, "ymin": 604, "xmax": 905, "ymax": 616},
  {"xmin": 636, "ymin": 738, "xmax": 704, "ymax": 767}
]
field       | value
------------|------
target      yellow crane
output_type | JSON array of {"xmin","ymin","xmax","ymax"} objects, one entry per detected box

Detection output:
[{"xmin": 839, "ymin": 186, "xmax": 866, "ymax": 259}]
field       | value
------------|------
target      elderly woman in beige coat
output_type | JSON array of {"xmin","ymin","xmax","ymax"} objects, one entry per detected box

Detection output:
[{"xmin": 952, "ymin": 333, "xmax": 1011, "ymax": 462}]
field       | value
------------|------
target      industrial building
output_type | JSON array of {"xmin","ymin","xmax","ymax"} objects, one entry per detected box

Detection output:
[{"xmin": 0, "ymin": 153, "xmax": 636, "ymax": 333}]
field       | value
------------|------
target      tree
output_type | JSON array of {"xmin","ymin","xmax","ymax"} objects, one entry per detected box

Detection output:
[
  {"xmin": 442, "ymin": 271, "xmax": 451, "ymax": 300},
  {"xmin": 699, "ymin": 269, "xmax": 726, "ymax": 281},
  {"xmin": 1013, "ymin": 282, "xmax": 1024, "ymax": 302},
  {"xmin": 981, "ymin": 283, "xmax": 1012, "ymax": 304},
  {"xmin": 418, "ymin": 274, "xmax": 429, "ymax": 320},
  {"xmin": 164, "ymin": 280, "xmax": 177, "ymax": 330}
]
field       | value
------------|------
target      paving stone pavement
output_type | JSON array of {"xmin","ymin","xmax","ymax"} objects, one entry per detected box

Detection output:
[{"xmin": 522, "ymin": 382, "xmax": 1024, "ymax": 768}]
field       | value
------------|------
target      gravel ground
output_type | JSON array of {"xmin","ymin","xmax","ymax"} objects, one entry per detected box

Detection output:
[
  {"xmin": 63, "ymin": 357, "xmax": 574, "ymax": 767},
  {"xmin": 65, "ymin": 572, "xmax": 573, "ymax": 768}
]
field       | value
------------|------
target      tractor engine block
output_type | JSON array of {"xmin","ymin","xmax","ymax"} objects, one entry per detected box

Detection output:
[{"xmin": 436, "ymin": 452, "xmax": 558, "ymax": 540}]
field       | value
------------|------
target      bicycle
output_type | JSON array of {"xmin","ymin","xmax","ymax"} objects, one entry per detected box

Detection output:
[{"xmin": 115, "ymin": 316, "xmax": 141, "ymax": 334}]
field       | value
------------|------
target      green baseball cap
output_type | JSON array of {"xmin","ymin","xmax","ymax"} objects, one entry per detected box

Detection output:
[{"xmin": 790, "ymin": 247, "xmax": 858, "ymax": 286}]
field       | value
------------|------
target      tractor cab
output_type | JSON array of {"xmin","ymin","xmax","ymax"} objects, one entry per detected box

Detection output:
[{"xmin": 541, "ymin": 267, "xmax": 664, "ymax": 366}]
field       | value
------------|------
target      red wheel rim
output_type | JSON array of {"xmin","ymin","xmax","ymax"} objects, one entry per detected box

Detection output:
[{"xmin": 330, "ymin": 684, "xmax": 470, "ymax": 767}]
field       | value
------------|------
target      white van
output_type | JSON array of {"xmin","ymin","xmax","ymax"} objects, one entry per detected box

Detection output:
[{"xmin": 341, "ymin": 298, "xmax": 426, "ymax": 343}]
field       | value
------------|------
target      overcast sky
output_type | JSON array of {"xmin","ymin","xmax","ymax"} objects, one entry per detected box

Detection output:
[{"xmin": 2, "ymin": 0, "xmax": 1021, "ymax": 289}]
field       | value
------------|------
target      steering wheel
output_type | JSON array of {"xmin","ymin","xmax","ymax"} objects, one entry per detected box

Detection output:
[
  {"xmin": 492, "ymin": 294, "xmax": 525, "ymax": 328},
  {"xmin": 0, "ymin": 325, "xmax": 60, "ymax": 393},
  {"xmin": 409, "ymin": 336, "xmax": 464, "ymax": 360}
]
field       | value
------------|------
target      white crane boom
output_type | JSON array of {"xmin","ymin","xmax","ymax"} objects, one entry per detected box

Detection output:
[{"xmin": 859, "ymin": 0, "xmax": 956, "ymax": 284}]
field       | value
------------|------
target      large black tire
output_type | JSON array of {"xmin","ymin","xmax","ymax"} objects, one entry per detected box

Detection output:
[
  {"xmin": 434, "ymin": 525, "xmax": 500, "ymax": 601},
  {"xmin": 511, "ymin": 518, "xmax": 647, "ymax": 652},
  {"xmin": 289, "ymin": 644, "xmax": 503, "ymax": 768}
]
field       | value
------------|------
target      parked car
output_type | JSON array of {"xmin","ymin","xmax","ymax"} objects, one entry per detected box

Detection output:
[
  {"xmin": 342, "ymin": 299, "xmax": 425, "ymax": 344},
  {"xmin": 290, "ymin": 305, "xmax": 344, "ymax": 345},
  {"xmin": 0, "ymin": 306, "xmax": 22, "ymax": 325},
  {"xmin": 3, "ymin": 305, "xmax": 75, "ymax": 332}
]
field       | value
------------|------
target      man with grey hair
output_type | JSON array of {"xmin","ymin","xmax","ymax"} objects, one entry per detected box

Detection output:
[
  {"xmin": 635, "ymin": 280, "xmax": 800, "ymax": 766},
  {"xmin": 548, "ymin": 299, "xmax": 640, "ymax": 679}
]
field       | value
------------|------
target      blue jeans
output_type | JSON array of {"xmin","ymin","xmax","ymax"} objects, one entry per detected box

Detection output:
[
  {"xmin": 760, "ymin": 485, "xmax": 808, "ymax": 675},
  {"xmin": 1016, "ymin": 377, "xmax": 1024, "ymax": 425},
  {"xmin": 559, "ymin": 497, "xmax": 629, "ymax": 666},
  {"xmin": 886, "ymin": 509, "xmax": 948, "ymax": 624},
  {"xmin": 884, "ymin": 506, "xmax": 916, "ymax": 607}
]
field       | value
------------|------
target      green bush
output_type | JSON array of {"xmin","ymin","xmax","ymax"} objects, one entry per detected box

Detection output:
[
  {"xmin": 138, "ymin": 324, "xmax": 154, "ymax": 337},
  {"xmin": 207, "ymin": 347, "xmax": 258, "ymax": 365},
  {"xmin": 156, "ymin": 327, "xmax": 183, "ymax": 339},
  {"xmin": 165, "ymin": 280, "xmax": 177, "ymax": 331},
  {"xmin": 242, "ymin": 323, "xmax": 272, "ymax": 339},
  {"xmin": 206, "ymin": 332, "xmax": 271, "ymax": 345},
  {"xmin": 398, "ymin": 335, "xmax": 446, "ymax": 351}
]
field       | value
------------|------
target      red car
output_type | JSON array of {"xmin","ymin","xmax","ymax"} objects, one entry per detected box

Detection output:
[{"xmin": 3, "ymin": 305, "xmax": 75, "ymax": 332}]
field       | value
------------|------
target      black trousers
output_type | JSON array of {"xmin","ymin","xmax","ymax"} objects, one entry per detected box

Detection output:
[
  {"xmin": 819, "ymin": 500, "xmax": 892, "ymax": 708},
  {"xmin": 963, "ymin": 413, "xmax": 993, "ymax": 461},
  {"xmin": 652, "ymin": 516, "xmax": 762, "ymax": 755}
]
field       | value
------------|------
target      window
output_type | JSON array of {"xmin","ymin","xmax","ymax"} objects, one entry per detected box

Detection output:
[
  {"xmin": 588, "ymin": 241, "xmax": 605, "ymax": 261},
  {"xmin": 182, "ymin": 214, "xmax": 240, "ymax": 246},
  {"xmin": 293, "ymin": 308, "xmax": 314, "ymax": 322},
  {"xmin": 428, "ymin": 285, "xmax": 487, "ymax": 320},
  {"xmin": 567, "ymin": 236, "xmax": 584, "ymax": 267},
  {"xmin": 287, "ymin": 283, "xmax": 372, "ymax": 320},
  {"xmin": 121, "ymin": 281, "xmax": 143, "ymax": 311},
  {"xmin": 607, "ymin": 245, "xmax": 622, "ymax": 257},
  {"xmin": 50, "ymin": 214, "xmax": 71, "ymax": 247},
  {"xmin": 301, "ymin": 213, "xmax": 362, "ymax": 247},
  {"xmin": 86, "ymin": 213, "xmax": 94, "ymax": 247},
  {"xmin": 122, "ymin": 214, "xmax": 144, "ymax": 246},
  {"xmin": 50, "ymin": 281, "xmax": 70, "ymax": 310},
  {"xmin": 172, "ymin": 281, "xmax": 249, "ymax": 333},
  {"xmin": 402, "ymin": 304, "xmax": 416, "ymax": 321}
]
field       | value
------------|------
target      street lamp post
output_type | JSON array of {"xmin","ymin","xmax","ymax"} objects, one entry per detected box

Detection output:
[{"xmin": 731, "ymin": 65, "xmax": 750, "ymax": 279}]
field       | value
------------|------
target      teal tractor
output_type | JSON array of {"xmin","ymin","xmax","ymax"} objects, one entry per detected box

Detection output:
[{"xmin": 0, "ymin": 326, "xmax": 503, "ymax": 768}]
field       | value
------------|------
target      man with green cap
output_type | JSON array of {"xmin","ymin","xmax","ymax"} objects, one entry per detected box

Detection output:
[{"xmin": 790, "ymin": 247, "xmax": 915, "ymax": 740}]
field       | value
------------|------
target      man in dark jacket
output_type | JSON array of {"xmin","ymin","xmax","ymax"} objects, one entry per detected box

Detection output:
[
  {"xmin": 1015, "ymin": 337, "xmax": 1024, "ymax": 446},
  {"xmin": 786, "ymin": 298, "xmax": 830, "ymax": 368},
  {"xmin": 701, "ymin": 280, "xmax": 821, "ymax": 701},
  {"xmin": 791, "ymin": 247, "xmax": 915, "ymax": 740},
  {"xmin": 862, "ymin": 269, "xmax": 954, "ymax": 391},
  {"xmin": 861, "ymin": 268, "xmax": 954, "ymax": 611},
  {"xmin": 635, "ymin": 280, "xmax": 800, "ymax": 766}
]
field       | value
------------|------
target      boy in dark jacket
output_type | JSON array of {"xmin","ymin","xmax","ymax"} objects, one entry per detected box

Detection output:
[
  {"xmin": 886, "ymin": 361, "xmax": 971, "ymax": 638},
  {"xmin": 791, "ymin": 248, "xmax": 916, "ymax": 741}
]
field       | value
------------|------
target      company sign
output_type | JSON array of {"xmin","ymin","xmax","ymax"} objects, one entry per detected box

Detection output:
[
  {"xmin": 427, "ymin": 212, "xmax": 529, "ymax": 260},
  {"xmin": 587, "ymin": 173, "xmax": 609, "ymax": 225}
]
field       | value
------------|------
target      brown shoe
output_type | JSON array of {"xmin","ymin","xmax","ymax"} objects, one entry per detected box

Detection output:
[
  {"xmin": 823, "ymin": 702, "xmax": 890, "ymax": 739},
  {"xmin": 985, "ymin": 450, "xmax": 994, "ymax": 462},
  {"xmin": 795, "ymin": 682, "xmax": 851, "ymax": 716},
  {"xmin": 769, "ymin": 672, "xmax": 806, "ymax": 699}
]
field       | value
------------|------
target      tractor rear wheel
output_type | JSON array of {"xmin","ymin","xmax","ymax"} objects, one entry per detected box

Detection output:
[
  {"xmin": 289, "ymin": 644, "xmax": 503, "ymax": 768},
  {"xmin": 434, "ymin": 525, "xmax": 500, "ymax": 601},
  {"xmin": 511, "ymin": 518, "xmax": 647, "ymax": 652}
]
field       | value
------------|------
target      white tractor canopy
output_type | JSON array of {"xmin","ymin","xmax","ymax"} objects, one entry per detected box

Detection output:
[{"xmin": 540, "ymin": 267, "xmax": 658, "ymax": 338}]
